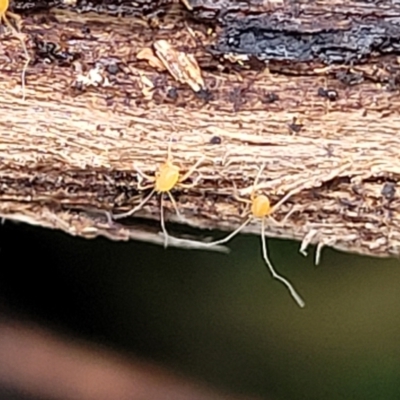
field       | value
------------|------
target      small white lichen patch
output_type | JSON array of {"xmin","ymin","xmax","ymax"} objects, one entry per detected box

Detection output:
[{"xmin": 74, "ymin": 63, "xmax": 111, "ymax": 88}]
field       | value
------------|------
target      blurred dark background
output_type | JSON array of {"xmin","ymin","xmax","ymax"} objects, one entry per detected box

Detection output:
[{"xmin": 0, "ymin": 220, "xmax": 399, "ymax": 400}]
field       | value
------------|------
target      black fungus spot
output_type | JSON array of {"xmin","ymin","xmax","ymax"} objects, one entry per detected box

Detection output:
[
  {"xmin": 33, "ymin": 38, "xmax": 80, "ymax": 66},
  {"xmin": 288, "ymin": 118, "xmax": 303, "ymax": 134},
  {"xmin": 81, "ymin": 25, "xmax": 91, "ymax": 35},
  {"xmin": 381, "ymin": 182, "xmax": 396, "ymax": 200},
  {"xmin": 352, "ymin": 184, "xmax": 364, "ymax": 196},
  {"xmin": 317, "ymin": 87, "xmax": 338, "ymax": 101},
  {"xmin": 196, "ymin": 87, "xmax": 214, "ymax": 102},
  {"xmin": 106, "ymin": 63, "xmax": 120, "ymax": 75},
  {"xmin": 167, "ymin": 87, "xmax": 178, "ymax": 100},
  {"xmin": 336, "ymin": 70, "xmax": 364, "ymax": 86},
  {"xmin": 210, "ymin": 136, "xmax": 222, "ymax": 145},
  {"xmin": 262, "ymin": 92, "xmax": 279, "ymax": 104},
  {"xmin": 214, "ymin": 17, "xmax": 400, "ymax": 66},
  {"xmin": 106, "ymin": 96, "xmax": 114, "ymax": 107}
]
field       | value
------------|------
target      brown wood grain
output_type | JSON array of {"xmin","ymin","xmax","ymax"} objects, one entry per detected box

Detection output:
[{"xmin": 1, "ymin": 1, "xmax": 400, "ymax": 258}]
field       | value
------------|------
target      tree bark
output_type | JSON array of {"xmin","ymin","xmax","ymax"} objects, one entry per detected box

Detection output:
[{"xmin": 1, "ymin": 0, "xmax": 400, "ymax": 258}]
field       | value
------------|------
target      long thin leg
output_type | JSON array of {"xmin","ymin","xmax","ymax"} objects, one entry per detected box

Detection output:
[
  {"xmin": 232, "ymin": 195, "xmax": 251, "ymax": 218},
  {"xmin": 260, "ymin": 218, "xmax": 305, "ymax": 308},
  {"xmin": 178, "ymin": 173, "xmax": 201, "ymax": 190},
  {"xmin": 160, "ymin": 196, "xmax": 169, "ymax": 248},
  {"xmin": 167, "ymin": 191, "xmax": 182, "ymax": 219},
  {"xmin": 269, "ymin": 190, "xmax": 295, "ymax": 214},
  {"xmin": 179, "ymin": 156, "xmax": 205, "ymax": 183},
  {"xmin": 112, "ymin": 189, "xmax": 155, "ymax": 220},
  {"xmin": 279, "ymin": 204, "xmax": 301, "ymax": 225},
  {"xmin": 135, "ymin": 164, "xmax": 155, "ymax": 184},
  {"xmin": 230, "ymin": 180, "xmax": 251, "ymax": 216},
  {"xmin": 232, "ymin": 180, "xmax": 252, "ymax": 204},
  {"xmin": 270, "ymin": 185, "xmax": 307, "ymax": 215},
  {"xmin": 137, "ymin": 181, "xmax": 153, "ymax": 191},
  {"xmin": 232, "ymin": 193, "xmax": 252, "ymax": 205},
  {"xmin": 166, "ymin": 135, "xmax": 174, "ymax": 163},
  {"xmin": 203, "ymin": 217, "xmax": 252, "ymax": 247},
  {"xmin": 269, "ymin": 160, "xmax": 354, "ymax": 216},
  {"xmin": 20, "ymin": 55, "xmax": 29, "ymax": 101},
  {"xmin": 3, "ymin": 13, "xmax": 30, "ymax": 101},
  {"xmin": 253, "ymin": 162, "xmax": 266, "ymax": 189},
  {"xmin": 240, "ymin": 162, "xmax": 266, "ymax": 200},
  {"xmin": 104, "ymin": 210, "xmax": 114, "ymax": 225}
]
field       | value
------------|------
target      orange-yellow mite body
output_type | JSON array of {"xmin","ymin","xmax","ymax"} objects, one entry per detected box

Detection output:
[
  {"xmin": 112, "ymin": 141, "xmax": 203, "ymax": 249},
  {"xmin": 251, "ymin": 194, "xmax": 271, "ymax": 218},
  {"xmin": 155, "ymin": 162, "xmax": 180, "ymax": 193},
  {"xmin": 0, "ymin": 0, "xmax": 9, "ymax": 15}
]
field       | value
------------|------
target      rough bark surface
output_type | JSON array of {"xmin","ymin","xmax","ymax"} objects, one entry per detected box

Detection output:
[{"xmin": 1, "ymin": 0, "xmax": 400, "ymax": 258}]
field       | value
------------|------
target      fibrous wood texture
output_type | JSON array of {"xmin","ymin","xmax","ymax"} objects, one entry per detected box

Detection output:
[{"xmin": 1, "ymin": 0, "xmax": 400, "ymax": 258}]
